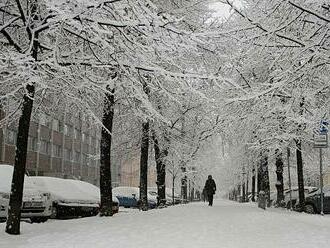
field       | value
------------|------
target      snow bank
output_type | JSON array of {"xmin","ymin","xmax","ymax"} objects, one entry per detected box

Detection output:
[{"xmin": 1, "ymin": 200, "xmax": 330, "ymax": 248}]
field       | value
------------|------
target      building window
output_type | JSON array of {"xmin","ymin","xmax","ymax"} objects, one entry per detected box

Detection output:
[
  {"xmin": 40, "ymin": 113, "xmax": 52, "ymax": 128},
  {"xmin": 53, "ymin": 144, "xmax": 62, "ymax": 157},
  {"xmin": 40, "ymin": 140, "xmax": 51, "ymax": 155},
  {"xmin": 7, "ymin": 129, "xmax": 17, "ymax": 145},
  {"xmin": 74, "ymin": 128, "xmax": 81, "ymax": 140},
  {"xmin": 82, "ymin": 153, "xmax": 88, "ymax": 165},
  {"xmin": 52, "ymin": 119, "xmax": 60, "ymax": 132},
  {"xmin": 28, "ymin": 136, "xmax": 37, "ymax": 151},
  {"xmin": 74, "ymin": 151, "xmax": 80, "ymax": 162},
  {"xmin": 64, "ymin": 148, "xmax": 72, "ymax": 161},
  {"xmin": 58, "ymin": 121, "xmax": 64, "ymax": 133},
  {"xmin": 82, "ymin": 133, "xmax": 89, "ymax": 143},
  {"xmin": 64, "ymin": 124, "xmax": 73, "ymax": 136}
]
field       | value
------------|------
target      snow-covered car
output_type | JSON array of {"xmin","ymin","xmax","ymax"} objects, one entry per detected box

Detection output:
[
  {"xmin": 284, "ymin": 186, "xmax": 318, "ymax": 209},
  {"xmin": 113, "ymin": 186, "xmax": 157, "ymax": 209},
  {"xmin": 30, "ymin": 177, "xmax": 118, "ymax": 218},
  {"xmin": 303, "ymin": 185, "xmax": 330, "ymax": 214},
  {"xmin": 148, "ymin": 187, "xmax": 181, "ymax": 205},
  {"xmin": 166, "ymin": 188, "xmax": 181, "ymax": 205},
  {"xmin": 0, "ymin": 164, "xmax": 52, "ymax": 223},
  {"xmin": 66, "ymin": 179, "xmax": 119, "ymax": 214}
]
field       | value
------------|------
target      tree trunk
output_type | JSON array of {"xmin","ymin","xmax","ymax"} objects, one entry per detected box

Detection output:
[
  {"xmin": 0, "ymin": 102, "xmax": 4, "ymax": 162},
  {"xmin": 152, "ymin": 133, "xmax": 167, "ymax": 206},
  {"xmin": 275, "ymin": 149, "xmax": 284, "ymax": 207},
  {"xmin": 172, "ymin": 176, "xmax": 175, "ymax": 205},
  {"xmin": 295, "ymin": 139, "xmax": 305, "ymax": 211},
  {"xmin": 6, "ymin": 3, "xmax": 38, "ymax": 233},
  {"xmin": 6, "ymin": 84, "xmax": 35, "ymax": 235},
  {"xmin": 257, "ymin": 166, "xmax": 261, "ymax": 197},
  {"xmin": 242, "ymin": 180, "xmax": 246, "ymax": 203},
  {"xmin": 246, "ymin": 171, "xmax": 249, "ymax": 202},
  {"xmin": 260, "ymin": 152, "xmax": 270, "ymax": 207},
  {"xmin": 251, "ymin": 168, "xmax": 256, "ymax": 202},
  {"xmin": 99, "ymin": 88, "xmax": 115, "ymax": 216},
  {"xmin": 181, "ymin": 166, "xmax": 187, "ymax": 203},
  {"xmin": 295, "ymin": 98, "xmax": 305, "ymax": 211},
  {"xmin": 139, "ymin": 121, "xmax": 150, "ymax": 211}
]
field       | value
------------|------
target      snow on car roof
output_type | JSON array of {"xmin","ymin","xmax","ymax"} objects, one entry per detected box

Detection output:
[
  {"xmin": 113, "ymin": 186, "xmax": 140, "ymax": 197},
  {"xmin": 30, "ymin": 176, "xmax": 99, "ymax": 203},
  {"xmin": 0, "ymin": 164, "xmax": 34, "ymax": 193},
  {"xmin": 148, "ymin": 187, "xmax": 180, "ymax": 198},
  {"xmin": 66, "ymin": 179, "xmax": 118, "ymax": 203}
]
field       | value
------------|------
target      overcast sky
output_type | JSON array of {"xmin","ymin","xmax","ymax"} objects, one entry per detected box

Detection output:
[{"xmin": 209, "ymin": 1, "xmax": 242, "ymax": 19}]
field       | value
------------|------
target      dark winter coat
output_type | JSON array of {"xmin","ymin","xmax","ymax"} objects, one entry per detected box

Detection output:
[{"xmin": 204, "ymin": 179, "xmax": 216, "ymax": 196}]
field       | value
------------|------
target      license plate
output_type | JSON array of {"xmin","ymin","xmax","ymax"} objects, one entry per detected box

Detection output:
[{"xmin": 23, "ymin": 202, "xmax": 43, "ymax": 208}]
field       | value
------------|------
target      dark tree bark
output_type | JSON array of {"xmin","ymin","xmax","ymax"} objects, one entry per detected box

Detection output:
[
  {"xmin": 99, "ymin": 88, "xmax": 115, "ymax": 216},
  {"xmin": 152, "ymin": 133, "xmax": 167, "ymax": 206},
  {"xmin": 295, "ymin": 98, "xmax": 305, "ymax": 211},
  {"xmin": 181, "ymin": 166, "xmax": 187, "ymax": 203},
  {"xmin": 295, "ymin": 139, "xmax": 305, "ymax": 211},
  {"xmin": 5, "ymin": 85, "xmax": 35, "ymax": 235},
  {"xmin": 242, "ymin": 180, "xmax": 246, "ymax": 203},
  {"xmin": 257, "ymin": 166, "xmax": 261, "ymax": 196},
  {"xmin": 246, "ymin": 171, "xmax": 249, "ymax": 202},
  {"xmin": 251, "ymin": 168, "xmax": 256, "ymax": 202},
  {"xmin": 172, "ymin": 175, "xmax": 175, "ymax": 205},
  {"xmin": 259, "ymin": 152, "xmax": 270, "ymax": 207},
  {"xmin": 275, "ymin": 149, "xmax": 284, "ymax": 206},
  {"xmin": 0, "ymin": 102, "xmax": 4, "ymax": 162},
  {"xmin": 139, "ymin": 121, "xmax": 150, "ymax": 211},
  {"xmin": 6, "ymin": 2, "xmax": 38, "ymax": 234}
]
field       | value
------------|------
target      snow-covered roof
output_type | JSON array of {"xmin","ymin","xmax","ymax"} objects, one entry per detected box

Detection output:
[
  {"xmin": 66, "ymin": 179, "xmax": 118, "ymax": 203},
  {"xmin": 148, "ymin": 187, "xmax": 180, "ymax": 198},
  {"xmin": 0, "ymin": 164, "xmax": 35, "ymax": 193},
  {"xmin": 113, "ymin": 186, "xmax": 140, "ymax": 198},
  {"xmin": 30, "ymin": 176, "xmax": 101, "ymax": 204}
]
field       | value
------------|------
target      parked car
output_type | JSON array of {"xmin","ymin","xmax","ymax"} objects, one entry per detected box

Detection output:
[
  {"xmin": 64, "ymin": 179, "xmax": 119, "ymax": 214},
  {"xmin": 147, "ymin": 187, "xmax": 181, "ymax": 205},
  {"xmin": 304, "ymin": 185, "xmax": 330, "ymax": 214},
  {"xmin": 284, "ymin": 186, "xmax": 318, "ymax": 209},
  {"xmin": 0, "ymin": 164, "xmax": 52, "ymax": 223},
  {"xmin": 30, "ymin": 177, "xmax": 118, "ymax": 218},
  {"xmin": 113, "ymin": 186, "xmax": 157, "ymax": 209}
]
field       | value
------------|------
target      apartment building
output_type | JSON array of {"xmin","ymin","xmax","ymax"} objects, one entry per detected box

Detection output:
[
  {"xmin": 0, "ymin": 103, "xmax": 119, "ymax": 186},
  {"xmin": 120, "ymin": 153, "xmax": 157, "ymax": 188}
]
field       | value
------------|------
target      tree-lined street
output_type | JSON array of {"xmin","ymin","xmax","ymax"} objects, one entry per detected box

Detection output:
[
  {"xmin": 1, "ymin": 0, "xmax": 330, "ymax": 245},
  {"xmin": 2, "ymin": 200, "xmax": 330, "ymax": 248}
]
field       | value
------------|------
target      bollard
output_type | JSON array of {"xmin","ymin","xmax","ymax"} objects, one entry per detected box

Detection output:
[{"xmin": 258, "ymin": 191, "xmax": 266, "ymax": 210}]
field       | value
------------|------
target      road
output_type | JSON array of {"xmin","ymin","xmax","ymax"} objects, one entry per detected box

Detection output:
[{"xmin": 1, "ymin": 200, "xmax": 330, "ymax": 248}]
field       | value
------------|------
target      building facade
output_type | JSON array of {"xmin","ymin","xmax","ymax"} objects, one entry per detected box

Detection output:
[
  {"xmin": 120, "ymin": 153, "xmax": 157, "ymax": 188},
  {"xmin": 0, "ymin": 104, "xmax": 119, "ymax": 186}
]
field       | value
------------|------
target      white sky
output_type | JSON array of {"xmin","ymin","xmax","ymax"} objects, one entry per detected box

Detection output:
[{"xmin": 209, "ymin": 1, "xmax": 243, "ymax": 19}]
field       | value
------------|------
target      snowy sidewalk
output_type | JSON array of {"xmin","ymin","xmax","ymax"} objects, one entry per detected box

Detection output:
[{"xmin": 1, "ymin": 199, "xmax": 330, "ymax": 248}]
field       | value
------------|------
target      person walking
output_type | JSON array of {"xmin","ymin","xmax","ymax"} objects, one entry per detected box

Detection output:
[{"xmin": 204, "ymin": 175, "xmax": 216, "ymax": 206}]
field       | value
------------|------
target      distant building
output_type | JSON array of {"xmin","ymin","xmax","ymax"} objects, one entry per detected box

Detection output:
[
  {"xmin": 119, "ymin": 152, "xmax": 157, "ymax": 188},
  {"xmin": 0, "ymin": 102, "xmax": 119, "ymax": 186}
]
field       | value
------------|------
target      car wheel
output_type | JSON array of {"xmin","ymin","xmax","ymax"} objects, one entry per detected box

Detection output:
[
  {"xmin": 51, "ymin": 205, "xmax": 58, "ymax": 218},
  {"xmin": 305, "ymin": 204, "xmax": 316, "ymax": 214},
  {"xmin": 30, "ymin": 217, "xmax": 49, "ymax": 223}
]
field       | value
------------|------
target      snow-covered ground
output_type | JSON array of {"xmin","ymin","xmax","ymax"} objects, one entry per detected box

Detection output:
[{"xmin": 1, "ymin": 199, "xmax": 330, "ymax": 248}]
